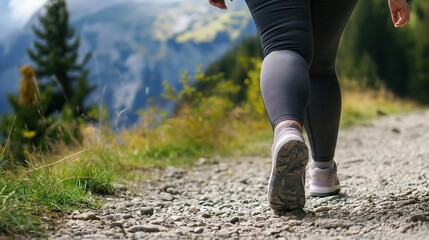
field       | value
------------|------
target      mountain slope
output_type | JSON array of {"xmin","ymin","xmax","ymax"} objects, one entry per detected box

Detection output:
[{"xmin": 0, "ymin": 0, "xmax": 256, "ymax": 126}]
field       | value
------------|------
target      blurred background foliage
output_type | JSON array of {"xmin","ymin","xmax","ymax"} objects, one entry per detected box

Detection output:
[
  {"xmin": 0, "ymin": 0, "xmax": 426, "ymax": 168},
  {"xmin": 1, "ymin": 0, "xmax": 93, "ymax": 165},
  {"xmin": 0, "ymin": 0, "xmax": 427, "ymax": 235},
  {"xmin": 338, "ymin": 0, "xmax": 429, "ymax": 103}
]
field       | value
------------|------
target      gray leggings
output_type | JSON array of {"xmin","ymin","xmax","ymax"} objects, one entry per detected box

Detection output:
[{"xmin": 245, "ymin": 0, "xmax": 358, "ymax": 161}]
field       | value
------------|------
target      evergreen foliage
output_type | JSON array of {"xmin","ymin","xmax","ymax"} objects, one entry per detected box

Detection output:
[
  {"xmin": 200, "ymin": 1, "xmax": 429, "ymax": 104},
  {"xmin": 0, "ymin": 65, "xmax": 78, "ymax": 163},
  {"xmin": 27, "ymin": 0, "xmax": 95, "ymax": 117},
  {"xmin": 198, "ymin": 37, "xmax": 262, "ymax": 104},
  {"xmin": 409, "ymin": 0, "xmax": 429, "ymax": 102},
  {"xmin": 0, "ymin": 0, "xmax": 93, "ymax": 163},
  {"xmin": 337, "ymin": 0, "xmax": 411, "ymax": 92},
  {"xmin": 338, "ymin": 0, "xmax": 429, "ymax": 102},
  {"xmin": 0, "ymin": 65, "xmax": 45, "ymax": 163}
]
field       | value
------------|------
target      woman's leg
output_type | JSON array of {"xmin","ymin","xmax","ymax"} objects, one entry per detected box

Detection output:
[
  {"xmin": 305, "ymin": 0, "xmax": 358, "ymax": 197},
  {"xmin": 261, "ymin": 50, "xmax": 310, "ymax": 130},
  {"xmin": 245, "ymin": 0, "xmax": 313, "ymax": 130},
  {"xmin": 245, "ymin": 0, "xmax": 313, "ymax": 212},
  {"xmin": 305, "ymin": 0, "xmax": 358, "ymax": 162}
]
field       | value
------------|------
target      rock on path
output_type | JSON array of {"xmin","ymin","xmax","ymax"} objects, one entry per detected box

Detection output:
[{"xmin": 50, "ymin": 111, "xmax": 429, "ymax": 239}]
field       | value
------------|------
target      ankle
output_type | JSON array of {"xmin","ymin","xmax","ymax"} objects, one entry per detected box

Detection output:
[
  {"xmin": 273, "ymin": 121, "xmax": 304, "ymax": 142},
  {"xmin": 312, "ymin": 159, "xmax": 335, "ymax": 169},
  {"xmin": 274, "ymin": 120, "xmax": 303, "ymax": 133}
]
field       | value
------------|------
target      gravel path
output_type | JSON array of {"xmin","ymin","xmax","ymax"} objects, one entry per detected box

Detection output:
[{"xmin": 50, "ymin": 111, "xmax": 429, "ymax": 239}]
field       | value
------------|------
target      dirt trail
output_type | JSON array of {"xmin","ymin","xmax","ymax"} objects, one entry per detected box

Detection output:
[{"xmin": 50, "ymin": 111, "xmax": 429, "ymax": 239}]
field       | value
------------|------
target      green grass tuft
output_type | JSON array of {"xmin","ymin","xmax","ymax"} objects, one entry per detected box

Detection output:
[
  {"xmin": 0, "ymin": 147, "xmax": 115, "ymax": 237},
  {"xmin": 67, "ymin": 164, "xmax": 115, "ymax": 195},
  {"xmin": 0, "ymin": 179, "xmax": 41, "ymax": 236}
]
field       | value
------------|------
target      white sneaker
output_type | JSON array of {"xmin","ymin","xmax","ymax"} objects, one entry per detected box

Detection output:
[
  {"xmin": 308, "ymin": 159, "xmax": 340, "ymax": 197},
  {"xmin": 267, "ymin": 124, "xmax": 309, "ymax": 213}
]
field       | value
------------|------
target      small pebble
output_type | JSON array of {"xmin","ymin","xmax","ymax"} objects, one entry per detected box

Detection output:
[
  {"xmin": 408, "ymin": 214, "xmax": 428, "ymax": 222},
  {"xmin": 229, "ymin": 216, "xmax": 240, "ymax": 224},
  {"xmin": 128, "ymin": 224, "xmax": 163, "ymax": 233},
  {"xmin": 73, "ymin": 212, "xmax": 99, "ymax": 221},
  {"xmin": 140, "ymin": 207, "xmax": 154, "ymax": 216},
  {"xmin": 110, "ymin": 222, "xmax": 123, "ymax": 228}
]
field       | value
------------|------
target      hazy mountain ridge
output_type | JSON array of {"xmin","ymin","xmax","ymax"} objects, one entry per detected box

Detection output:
[{"xmin": 0, "ymin": 0, "xmax": 256, "ymax": 126}]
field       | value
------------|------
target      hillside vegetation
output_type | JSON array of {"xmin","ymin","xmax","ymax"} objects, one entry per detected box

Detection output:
[
  {"xmin": 0, "ymin": 0, "xmax": 255, "ymax": 125},
  {"xmin": 0, "ymin": 0, "xmax": 427, "ymax": 237},
  {"xmin": 0, "ymin": 34, "xmax": 420, "ymax": 236}
]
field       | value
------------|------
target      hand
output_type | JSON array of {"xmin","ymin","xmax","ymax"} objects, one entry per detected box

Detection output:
[
  {"xmin": 208, "ymin": 0, "xmax": 231, "ymax": 10},
  {"xmin": 388, "ymin": 0, "xmax": 410, "ymax": 28}
]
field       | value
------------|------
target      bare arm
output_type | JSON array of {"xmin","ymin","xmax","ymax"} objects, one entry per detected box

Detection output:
[
  {"xmin": 208, "ymin": 0, "xmax": 232, "ymax": 10},
  {"xmin": 389, "ymin": 0, "xmax": 410, "ymax": 27}
]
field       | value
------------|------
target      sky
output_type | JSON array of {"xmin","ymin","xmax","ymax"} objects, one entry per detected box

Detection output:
[
  {"xmin": 0, "ymin": 0, "xmax": 47, "ymax": 38},
  {"xmin": 0, "ymin": 0, "xmax": 180, "ymax": 39}
]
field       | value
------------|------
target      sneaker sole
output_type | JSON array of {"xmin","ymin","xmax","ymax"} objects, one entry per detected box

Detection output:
[
  {"xmin": 268, "ymin": 139, "xmax": 308, "ymax": 212},
  {"xmin": 309, "ymin": 185, "xmax": 340, "ymax": 197}
]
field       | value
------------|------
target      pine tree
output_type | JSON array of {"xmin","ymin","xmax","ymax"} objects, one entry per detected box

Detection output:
[
  {"xmin": 0, "ymin": 0, "xmax": 93, "ymax": 163},
  {"xmin": 410, "ymin": 0, "xmax": 429, "ymax": 103},
  {"xmin": 1, "ymin": 64, "xmax": 81, "ymax": 163},
  {"xmin": 338, "ymin": 0, "xmax": 411, "ymax": 94},
  {"xmin": 27, "ymin": 0, "xmax": 95, "ymax": 117},
  {"xmin": 1, "ymin": 65, "xmax": 46, "ymax": 162},
  {"xmin": 201, "ymin": 36, "xmax": 262, "ymax": 104}
]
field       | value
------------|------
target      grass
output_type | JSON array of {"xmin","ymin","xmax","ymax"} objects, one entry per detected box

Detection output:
[
  {"xmin": 0, "ymin": 169, "xmax": 95, "ymax": 236},
  {"xmin": 0, "ymin": 138, "xmax": 115, "ymax": 236},
  {"xmin": 0, "ymin": 179, "xmax": 40, "ymax": 237},
  {"xmin": 0, "ymin": 78, "xmax": 424, "ymax": 237},
  {"xmin": 340, "ymin": 83, "xmax": 421, "ymax": 127}
]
